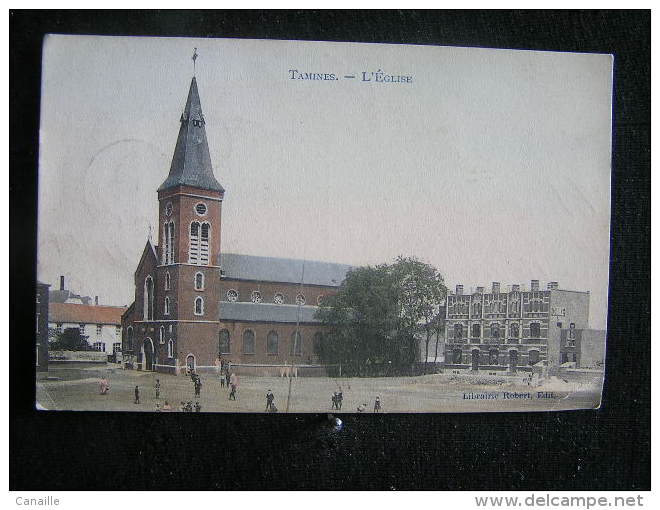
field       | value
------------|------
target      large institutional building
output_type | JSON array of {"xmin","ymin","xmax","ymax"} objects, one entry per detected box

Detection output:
[
  {"xmin": 444, "ymin": 280, "xmax": 604, "ymax": 373},
  {"xmin": 121, "ymin": 76, "xmax": 351, "ymax": 374}
]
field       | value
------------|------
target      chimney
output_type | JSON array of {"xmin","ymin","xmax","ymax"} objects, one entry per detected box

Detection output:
[
  {"xmin": 531, "ymin": 279, "xmax": 540, "ymax": 291},
  {"xmin": 95, "ymin": 296, "xmax": 99, "ymax": 306},
  {"xmin": 455, "ymin": 285, "xmax": 463, "ymax": 295},
  {"xmin": 492, "ymin": 282, "xmax": 500, "ymax": 294},
  {"xmin": 476, "ymin": 286, "xmax": 484, "ymax": 294},
  {"xmin": 547, "ymin": 281, "xmax": 559, "ymax": 290},
  {"xmin": 59, "ymin": 275, "xmax": 65, "ymax": 291},
  {"xmin": 511, "ymin": 284, "xmax": 520, "ymax": 292}
]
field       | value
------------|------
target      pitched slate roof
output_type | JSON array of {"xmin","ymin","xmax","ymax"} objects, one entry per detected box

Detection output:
[
  {"xmin": 158, "ymin": 77, "xmax": 224, "ymax": 193},
  {"xmin": 220, "ymin": 253, "xmax": 353, "ymax": 287},
  {"xmin": 219, "ymin": 302, "xmax": 322, "ymax": 324},
  {"xmin": 49, "ymin": 303, "xmax": 128, "ymax": 325}
]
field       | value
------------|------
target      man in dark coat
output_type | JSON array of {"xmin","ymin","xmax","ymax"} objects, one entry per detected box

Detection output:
[
  {"xmin": 266, "ymin": 390, "xmax": 274, "ymax": 411},
  {"xmin": 134, "ymin": 386, "xmax": 140, "ymax": 404}
]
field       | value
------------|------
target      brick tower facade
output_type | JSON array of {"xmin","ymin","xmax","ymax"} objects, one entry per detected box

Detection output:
[{"xmin": 122, "ymin": 76, "xmax": 225, "ymax": 374}]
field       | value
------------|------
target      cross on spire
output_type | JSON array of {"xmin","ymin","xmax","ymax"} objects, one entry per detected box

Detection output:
[{"xmin": 192, "ymin": 48, "xmax": 198, "ymax": 76}]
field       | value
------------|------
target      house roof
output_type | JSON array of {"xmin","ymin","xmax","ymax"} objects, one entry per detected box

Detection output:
[
  {"xmin": 219, "ymin": 302, "xmax": 322, "ymax": 324},
  {"xmin": 158, "ymin": 77, "xmax": 224, "ymax": 193},
  {"xmin": 220, "ymin": 253, "xmax": 353, "ymax": 287},
  {"xmin": 49, "ymin": 303, "xmax": 127, "ymax": 325}
]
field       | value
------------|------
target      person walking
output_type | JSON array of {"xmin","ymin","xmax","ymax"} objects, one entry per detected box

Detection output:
[
  {"xmin": 194, "ymin": 401, "xmax": 201, "ymax": 413},
  {"xmin": 155, "ymin": 379, "xmax": 161, "ymax": 399},
  {"xmin": 374, "ymin": 396, "xmax": 381, "ymax": 413},
  {"xmin": 266, "ymin": 389, "xmax": 274, "ymax": 411},
  {"xmin": 331, "ymin": 391, "xmax": 338, "ymax": 410},
  {"xmin": 229, "ymin": 383, "xmax": 237, "ymax": 401},
  {"xmin": 194, "ymin": 377, "xmax": 202, "ymax": 398},
  {"xmin": 134, "ymin": 386, "xmax": 140, "ymax": 404},
  {"xmin": 337, "ymin": 390, "xmax": 343, "ymax": 410}
]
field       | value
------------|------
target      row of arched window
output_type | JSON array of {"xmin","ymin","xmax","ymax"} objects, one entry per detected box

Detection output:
[
  {"xmin": 218, "ymin": 329, "xmax": 323, "ymax": 356},
  {"xmin": 225, "ymin": 289, "xmax": 316, "ymax": 306},
  {"xmin": 163, "ymin": 271, "xmax": 205, "ymax": 291},
  {"xmin": 450, "ymin": 348, "xmax": 540, "ymax": 366},
  {"xmin": 453, "ymin": 322, "xmax": 540, "ymax": 339}
]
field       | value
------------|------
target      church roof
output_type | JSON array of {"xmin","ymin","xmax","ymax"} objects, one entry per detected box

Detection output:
[
  {"xmin": 219, "ymin": 302, "xmax": 322, "ymax": 324},
  {"xmin": 158, "ymin": 77, "xmax": 224, "ymax": 193},
  {"xmin": 220, "ymin": 253, "xmax": 353, "ymax": 287}
]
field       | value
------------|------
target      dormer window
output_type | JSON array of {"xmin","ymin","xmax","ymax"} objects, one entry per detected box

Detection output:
[{"xmin": 251, "ymin": 291, "xmax": 262, "ymax": 303}]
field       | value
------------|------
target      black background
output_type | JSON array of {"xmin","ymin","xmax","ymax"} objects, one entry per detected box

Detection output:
[{"xmin": 10, "ymin": 10, "xmax": 650, "ymax": 490}]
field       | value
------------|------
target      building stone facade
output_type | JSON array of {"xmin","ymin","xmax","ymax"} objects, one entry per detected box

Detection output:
[
  {"xmin": 444, "ymin": 280, "xmax": 591, "ymax": 374},
  {"xmin": 36, "ymin": 281, "xmax": 50, "ymax": 371}
]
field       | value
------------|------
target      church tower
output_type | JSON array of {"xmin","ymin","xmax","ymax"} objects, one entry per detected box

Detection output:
[{"xmin": 154, "ymin": 75, "xmax": 225, "ymax": 371}]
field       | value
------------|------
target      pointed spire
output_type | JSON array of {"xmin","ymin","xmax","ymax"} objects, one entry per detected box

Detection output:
[{"xmin": 158, "ymin": 77, "xmax": 224, "ymax": 193}]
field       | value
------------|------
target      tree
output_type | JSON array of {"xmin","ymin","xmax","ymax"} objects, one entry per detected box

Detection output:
[
  {"xmin": 315, "ymin": 257, "xmax": 447, "ymax": 376},
  {"xmin": 390, "ymin": 257, "xmax": 447, "ymax": 375},
  {"xmin": 51, "ymin": 327, "xmax": 90, "ymax": 351}
]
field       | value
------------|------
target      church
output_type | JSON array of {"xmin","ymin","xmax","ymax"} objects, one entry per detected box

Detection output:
[{"xmin": 121, "ymin": 75, "xmax": 352, "ymax": 376}]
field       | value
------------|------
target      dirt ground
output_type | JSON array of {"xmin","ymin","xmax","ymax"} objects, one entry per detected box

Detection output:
[{"xmin": 36, "ymin": 366, "xmax": 603, "ymax": 413}]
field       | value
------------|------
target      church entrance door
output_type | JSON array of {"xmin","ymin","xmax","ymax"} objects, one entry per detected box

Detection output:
[{"xmin": 142, "ymin": 338, "xmax": 154, "ymax": 371}]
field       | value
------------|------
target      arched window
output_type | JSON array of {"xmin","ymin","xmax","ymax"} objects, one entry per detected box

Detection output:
[
  {"xmin": 295, "ymin": 293, "xmax": 306, "ymax": 306},
  {"xmin": 167, "ymin": 339, "xmax": 174, "ymax": 358},
  {"xmin": 219, "ymin": 329, "xmax": 231, "ymax": 354},
  {"xmin": 290, "ymin": 331, "xmax": 302, "ymax": 356},
  {"xmin": 472, "ymin": 302, "xmax": 482, "ymax": 316},
  {"xmin": 510, "ymin": 323, "xmax": 519, "ymax": 338},
  {"xmin": 194, "ymin": 297, "xmax": 204, "ymax": 316},
  {"xmin": 143, "ymin": 276, "xmax": 154, "ymax": 320},
  {"xmin": 164, "ymin": 296, "xmax": 170, "ymax": 315},
  {"xmin": 242, "ymin": 330, "xmax": 255, "ymax": 354},
  {"xmin": 159, "ymin": 326, "xmax": 165, "ymax": 344},
  {"xmin": 471, "ymin": 323, "xmax": 481, "ymax": 338},
  {"xmin": 195, "ymin": 272, "xmax": 204, "ymax": 290},
  {"xmin": 489, "ymin": 349, "xmax": 499, "ymax": 365},
  {"xmin": 165, "ymin": 271, "xmax": 171, "ymax": 290},
  {"xmin": 126, "ymin": 326, "xmax": 133, "ymax": 351},
  {"xmin": 491, "ymin": 323, "xmax": 500, "ymax": 339},
  {"xmin": 189, "ymin": 222, "xmax": 200, "ymax": 264},
  {"xmin": 530, "ymin": 323, "xmax": 541, "ymax": 338},
  {"xmin": 454, "ymin": 324, "xmax": 463, "ymax": 339},
  {"xmin": 452, "ymin": 348, "xmax": 462, "ymax": 364},
  {"xmin": 163, "ymin": 221, "xmax": 175, "ymax": 264},
  {"xmin": 528, "ymin": 350, "xmax": 540, "ymax": 365},
  {"xmin": 266, "ymin": 330, "xmax": 279, "ymax": 355},
  {"xmin": 273, "ymin": 293, "xmax": 285, "ymax": 304},
  {"xmin": 226, "ymin": 289, "xmax": 238, "ymax": 302},
  {"xmin": 313, "ymin": 332, "xmax": 323, "ymax": 356},
  {"xmin": 200, "ymin": 223, "xmax": 210, "ymax": 265}
]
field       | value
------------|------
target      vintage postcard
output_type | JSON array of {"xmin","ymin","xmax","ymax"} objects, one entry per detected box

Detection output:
[{"xmin": 35, "ymin": 35, "xmax": 612, "ymax": 413}]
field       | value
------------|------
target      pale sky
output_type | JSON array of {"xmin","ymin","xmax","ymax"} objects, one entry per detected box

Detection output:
[{"xmin": 37, "ymin": 35, "xmax": 613, "ymax": 329}]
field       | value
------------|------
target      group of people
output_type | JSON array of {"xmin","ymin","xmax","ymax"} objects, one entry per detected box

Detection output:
[
  {"xmin": 177, "ymin": 401, "xmax": 201, "ymax": 412},
  {"xmin": 356, "ymin": 396, "xmax": 382, "ymax": 413}
]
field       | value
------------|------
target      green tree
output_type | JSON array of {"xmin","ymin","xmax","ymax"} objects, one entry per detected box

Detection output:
[
  {"xmin": 391, "ymin": 257, "xmax": 447, "ymax": 374},
  {"xmin": 51, "ymin": 327, "xmax": 90, "ymax": 351},
  {"xmin": 316, "ymin": 257, "xmax": 446, "ymax": 376}
]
